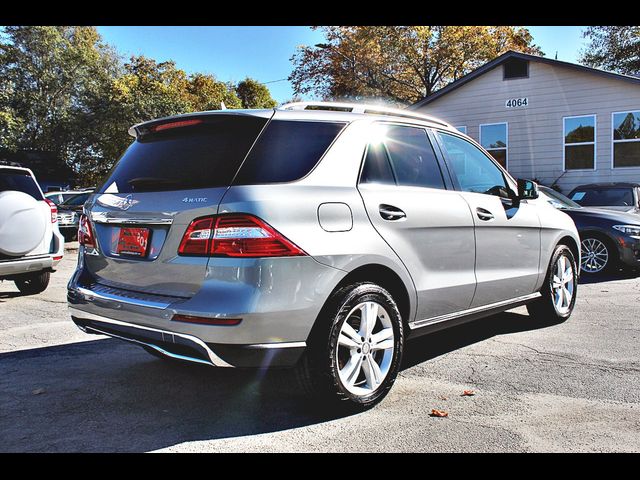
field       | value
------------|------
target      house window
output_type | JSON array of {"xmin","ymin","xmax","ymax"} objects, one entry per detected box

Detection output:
[
  {"xmin": 480, "ymin": 123, "xmax": 508, "ymax": 168},
  {"xmin": 455, "ymin": 126, "xmax": 467, "ymax": 134},
  {"xmin": 503, "ymin": 58, "xmax": 529, "ymax": 80},
  {"xmin": 564, "ymin": 115, "xmax": 596, "ymax": 170},
  {"xmin": 612, "ymin": 111, "xmax": 640, "ymax": 168}
]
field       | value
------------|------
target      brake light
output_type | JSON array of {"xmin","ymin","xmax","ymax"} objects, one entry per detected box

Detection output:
[
  {"xmin": 178, "ymin": 214, "xmax": 306, "ymax": 257},
  {"xmin": 44, "ymin": 199, "xmax": 57, "ymax": 223},
  {"xmin": 78, "ymin": 214, "xmax": 96, "ymax": 248},
  {"xmin": 152, "ymin": 118, "xmax": 203, "ymax": 132}
]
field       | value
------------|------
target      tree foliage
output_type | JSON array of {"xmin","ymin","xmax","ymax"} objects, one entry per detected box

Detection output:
[
  {"xmin": 235, "ymin": 77, "xmax": 277, "ymax": 109},
  {"xmin": 0, "ymin": 26, "xmax": 274, "ymax": 184},
  {"xmin": 289, "ymin": 26, "xmax": 543, "ymax": 105},
  {"xmin": 579, "ymin": 26, "xmax": 640, "ymax": 76}
]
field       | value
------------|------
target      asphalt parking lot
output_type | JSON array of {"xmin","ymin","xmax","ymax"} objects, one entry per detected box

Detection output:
[{"xmin": 1, "ymin": 247, "xmax": 639, "ymax": 452}]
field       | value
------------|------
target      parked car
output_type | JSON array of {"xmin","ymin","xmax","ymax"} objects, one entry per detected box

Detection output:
[
  {"xmin": 0, "ymin": 166, "xmax": 64, "ymax": 294},
  {"xmin": 57, "ymin": 190, "xmax": 94, "ymax": 241},
  {"xmin": 536, "ymin": 186, "xmax": 640, "ymax": 274},
  {"xmin": 68, "ymin": 102, "xmax": 580, "ymax": 409},
  {"xmin": 45, "ymin": 189, "xmax": 92, "ymax": 206},
  {"xmin": 568, "ymin": 182, "xmax": 640, "ymax": 215}
]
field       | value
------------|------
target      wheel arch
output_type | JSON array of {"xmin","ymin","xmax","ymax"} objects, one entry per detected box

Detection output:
[{"xmin": 307, "ymin": 263, "xmax": 414, "ymax": 342}]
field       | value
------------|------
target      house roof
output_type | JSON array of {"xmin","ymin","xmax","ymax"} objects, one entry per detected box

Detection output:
[{"xmin": 409, "ymin": 50, "xmax": 640, "ymax": 110}]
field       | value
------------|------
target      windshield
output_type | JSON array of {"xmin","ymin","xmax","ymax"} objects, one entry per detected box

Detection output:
[
  {"xmin": 539, "ymin": 186, "xmax": 582, "ymax": 209},
  {"xmin": 570, "ymin": 187, "xmax": 635, "ymax": 206}
]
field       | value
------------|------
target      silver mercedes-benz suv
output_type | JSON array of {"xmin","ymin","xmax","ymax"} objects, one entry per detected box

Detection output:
[{"xmin": 68, "ymin": 102, "xmax": 580, "ymax": 409}]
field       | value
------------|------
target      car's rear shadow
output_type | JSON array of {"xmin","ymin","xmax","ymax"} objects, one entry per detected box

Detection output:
[{"xmin": 0, "ymin": 309, "xmax": 555, "ymax": 452}]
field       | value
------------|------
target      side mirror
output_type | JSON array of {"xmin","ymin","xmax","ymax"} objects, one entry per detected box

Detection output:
[{"xmin": 517, "ymin": 179, "xmax": 539, "ymax": 200}]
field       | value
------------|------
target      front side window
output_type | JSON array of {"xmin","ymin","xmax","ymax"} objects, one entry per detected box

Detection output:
[
  {"xmin": 438, "ymin": 131, "xmax": 511, "ymax": 198},
  {"xmin": 360, "ymin": 124, "xmax": 446, "ymax": 190},
  {"xmin": 480, "ymin": 123, "xmax": 508, "ymax": 168},
  {"xmin": 613, "ymin": 111, "xmax": 640, "ymax": 168},
  {"xmin": 564, "ymin": 115, "xmax": 595, "ymax": 170}
]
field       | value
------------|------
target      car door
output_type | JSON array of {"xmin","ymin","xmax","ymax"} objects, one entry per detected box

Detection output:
[
  {"xmin": 434, "ymin": 130, "xmax": 541, "ymax": 307},
  {"xmin": 357, "ymin": 123, "xmax": 476, "ymax": 321}
]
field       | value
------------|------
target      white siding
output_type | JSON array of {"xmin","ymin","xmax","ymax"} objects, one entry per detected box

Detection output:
[{"xmin": 416, "ymin": 61, "xmax": 640, "ymax": 194}]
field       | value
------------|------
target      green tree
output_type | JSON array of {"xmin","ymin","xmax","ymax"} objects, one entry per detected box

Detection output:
[
  {"xmin": 579, "ymin": 26, "xmax": 640, "ymax": 76},
  {"xmin": 0, "ymin": 26, "xmax": 120, "ymax": 166},
  {"xmin": 290, "ymin": 26, "xmax": 543, "ymax": 105},
  {"xmin": 235, "ymin": 77, "xmax": 277, "ymax": 109}
]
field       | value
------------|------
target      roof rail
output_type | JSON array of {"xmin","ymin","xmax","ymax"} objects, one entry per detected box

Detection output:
[{"xmin": 278, "ymin": 101, "xmax": 451, "ymax": 127}]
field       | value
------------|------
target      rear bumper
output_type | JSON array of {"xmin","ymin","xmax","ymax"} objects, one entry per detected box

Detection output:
[
  {"xmin": 70, "ymin": 308, "xmax": 305, "ymax": 368},
  {"xmin": 0, "ymin": 254, "xmax": 59, "ymax": 278},
  {"xmin": 67, "ymin": 253, "xmax": 348, "ymax": 367}
]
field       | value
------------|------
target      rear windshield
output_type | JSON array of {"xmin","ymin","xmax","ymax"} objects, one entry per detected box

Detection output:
[
  {"xmin": 570, "ymin": 187, "xmax": 635, "ymax": 206},
  {"xmin": 98, "ymin": 115, "xmax": 268, "ymax": 194},
  {"xmin": 60, "ymin": 192, "xmax": 91, "ymax": 207},
  {"xmin": 0, "ymin": 169, "xmax": 43, "ymax": 200},
  {"xmin": 233, "ymin": 120, "xmax": 346, "ymax": 185}
]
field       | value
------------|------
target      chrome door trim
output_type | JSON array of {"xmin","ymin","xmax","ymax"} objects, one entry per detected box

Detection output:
[
  {"xmin": 68, "ymin": 307, "xmax": 233, "ymax": 367},
  {"xmin": 409, "ymin": 292, "xmax": 541, "ymax": 330},
  {"xmin": 91, "ymin": 211, "xmax": 174, "ymax": 225}
]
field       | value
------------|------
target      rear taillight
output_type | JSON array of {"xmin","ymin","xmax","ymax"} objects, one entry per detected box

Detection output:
[
  {"xmin": 178, "ymin": 214, "xmax": 306, "ymax": 258},
  {"xmin": 78, "ymin": 214, "xmax": 96, "ymax": 248},
  {"xmin": 44, "ymin": 199, "xmax": 57, "ymax": 223}
]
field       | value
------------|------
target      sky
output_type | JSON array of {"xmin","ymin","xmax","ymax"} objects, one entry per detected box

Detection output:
[{"xmin": 96, "ymin": 26, "xmax": 589, "ymax": 104}]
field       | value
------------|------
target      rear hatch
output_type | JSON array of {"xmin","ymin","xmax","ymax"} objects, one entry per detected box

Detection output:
[{"xmin": 84, "ymin": 112, "xmax": 271, "ymax": 298}]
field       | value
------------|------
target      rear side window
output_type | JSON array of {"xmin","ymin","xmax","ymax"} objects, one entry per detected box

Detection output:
[
  {"xmin": 0, "ymin": 170, "xmax": 43, "ymax": 200},
  {"xmin": 233, "ymin": 120, "xmax": 346, "ymax": 185},
  {"xmin": 570, "ymin": 188, "xmax": 635, "ymax": 206},
  {"xmin": 98, "ymin": 115, "xmax": 268, "ymax": 194},
  {"xmin": 360, "ymin": 125, "xmax": 446, "ymax": 189}
]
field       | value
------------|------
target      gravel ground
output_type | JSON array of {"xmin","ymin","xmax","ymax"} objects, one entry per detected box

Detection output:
[{"xmin": 1, "ymin": 247, "xmax": 639, "ymax": 452}]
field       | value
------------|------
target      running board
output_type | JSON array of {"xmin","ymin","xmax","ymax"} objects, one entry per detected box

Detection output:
[{"xmin": 408, "ymin": 292, "xmax": 541, "ymax": 334}]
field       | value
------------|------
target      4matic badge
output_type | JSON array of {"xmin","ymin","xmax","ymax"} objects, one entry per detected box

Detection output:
[{"xmin": 182, "ymin": 197, "xmax": 208, "ymax": 203}]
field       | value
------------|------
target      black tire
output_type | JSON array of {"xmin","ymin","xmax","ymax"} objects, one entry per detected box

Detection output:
[
  {"xmin": 527, "ymin": 244, "xmax": 578, "ymax": 322},
  {"xmin": 295, "ymin": 282, "xmax": 405, "ymax": 411},
  {"xmin": 14, "ymin": 271, "xmax": 50, "ymax": 295},
  {"xmin": 579, "ymin": 233, "xmax": 618, "ymax": 275}
]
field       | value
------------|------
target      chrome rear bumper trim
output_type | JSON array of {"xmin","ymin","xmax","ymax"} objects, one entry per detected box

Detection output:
[
  {"xmin": 75, "ymin": 286, "xmax": 174, "ymax": 310},
  {"xmin": 69, "ymin": 307, "xmax": 233, "ymax": 367}
]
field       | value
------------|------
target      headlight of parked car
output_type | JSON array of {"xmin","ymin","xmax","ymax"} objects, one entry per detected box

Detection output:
[{"xmin": 612, "ymin": 224, "xmax": 640, "ymax": 237}]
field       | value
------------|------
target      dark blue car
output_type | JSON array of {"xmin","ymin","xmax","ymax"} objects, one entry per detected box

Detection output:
[{"xmin": 538, "ymin": 186, "xmax": 640, "ymax": 274}]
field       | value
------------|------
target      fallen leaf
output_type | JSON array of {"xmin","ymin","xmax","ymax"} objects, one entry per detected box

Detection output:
[
  {"xmin": 462, "ymin": 390, "xmax": 475, "ymax": 396},
  {"xmin": 430, "ymin": 409, "xmax": 449, "ymax": 418},
  {"xmin": 32, "ymin": 388, "xmax": 46, "ymax": 395}
]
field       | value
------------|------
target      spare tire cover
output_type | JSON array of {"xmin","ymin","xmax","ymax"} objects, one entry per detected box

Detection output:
[{"xmin": 0, "ymin": 191, "xmax": 47, "ymax": 256}]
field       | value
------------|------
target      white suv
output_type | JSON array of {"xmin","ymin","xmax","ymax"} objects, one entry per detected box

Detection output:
[{"xmin": 0, "ymin": 166, "xmax": 65, "ymax": 294}]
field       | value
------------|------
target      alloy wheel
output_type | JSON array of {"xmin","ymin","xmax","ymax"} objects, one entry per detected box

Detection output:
[
  {"xmin": 552, "ymin": 254, "xmax": 575, "ymax": 315},
  {"xmin": 580, "ymin": 238, "xmax": 609, "ymax": 274},
  {"xmin": 336, "ymin": 301, "xmax": 395, "ymax": 396}
]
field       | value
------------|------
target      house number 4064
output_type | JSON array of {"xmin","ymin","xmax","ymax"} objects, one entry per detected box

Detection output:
[{"xmin": 505, "ymin": 97, "xmax": 528, "ymax": 108}]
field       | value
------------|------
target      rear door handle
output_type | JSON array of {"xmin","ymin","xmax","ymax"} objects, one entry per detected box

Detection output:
[
  {"xmin": 476, "ymin": 207, "xmax": 494, "ymax": 221},
  {"xmin": 379, "ymin": 204, "xmax": 406, "ymax": 221}
]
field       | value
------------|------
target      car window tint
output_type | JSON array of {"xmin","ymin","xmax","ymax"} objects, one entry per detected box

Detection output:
[
  {"xmin": 360, "ymin": 125, "xmax": 445, "ymax": 189},
  {"xmin": 571, "ymin": 188, "xmax": 635, "ymax": 206},
  {"xmin": 360, "ymin": 143, "xmax": 396, "ymax": 185},
  {"xmin": 234, "ymin": 120, "xmax": 346, "ymax": 184},
  {"xmin": 438, "ymin": 132, "xmax": 510, "ymax": 198},
  {"xmin": 98, "ymin": 115, "xmax": 268, "ymax": 193},
  {"xmin": 0, "ymin": 170, "xmax": 43, "ymax": 200}
]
